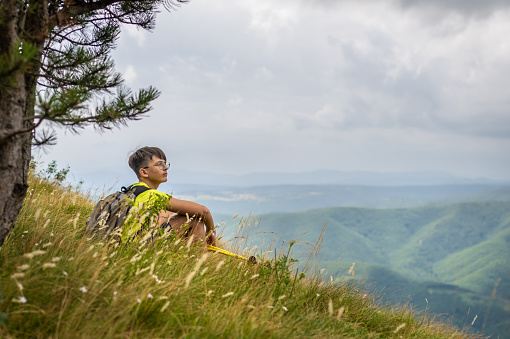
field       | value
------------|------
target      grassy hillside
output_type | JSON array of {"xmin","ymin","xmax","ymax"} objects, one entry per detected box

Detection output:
[{"xmin": 0, "ymin": 173, "xmax": 481, "ymax": 338}]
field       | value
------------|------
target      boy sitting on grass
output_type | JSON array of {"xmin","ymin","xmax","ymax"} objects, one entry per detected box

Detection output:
[{"xmin": 121, "ymin": 146, "xmax": 216, "ymax": 247}]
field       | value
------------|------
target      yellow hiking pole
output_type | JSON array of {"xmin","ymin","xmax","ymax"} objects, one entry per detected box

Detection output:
[{"xmin": 207, "ymin": 245, "xmax": 257, "ymax": 264}]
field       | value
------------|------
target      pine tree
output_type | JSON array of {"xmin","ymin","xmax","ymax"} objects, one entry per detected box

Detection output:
[{"xmin": 0, "ymin": 0, "xmax": 188, "ymax": 246}]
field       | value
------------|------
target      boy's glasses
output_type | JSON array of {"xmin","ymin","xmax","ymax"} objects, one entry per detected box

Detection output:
[{"xmin": 142, "ymin": 161, "xmax": 170, "ymax": 170}]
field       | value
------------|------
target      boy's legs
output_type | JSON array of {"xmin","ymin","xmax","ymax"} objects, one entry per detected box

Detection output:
[{"xmin": 162, "ymin": 212, "xmax": 207, "ymax": 246}]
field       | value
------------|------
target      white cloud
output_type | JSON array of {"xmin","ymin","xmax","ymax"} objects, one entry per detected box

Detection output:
[
  {"xmin": 123, "ymin": 65, "xmax": 137, "ymax": 85},
  {"xmin": 37, "ymin": 0, "xmax": 510, "ymax": 182},
  {"xmin": 123, "ymin": 25, "xmax": 147, "ymax": 47}
]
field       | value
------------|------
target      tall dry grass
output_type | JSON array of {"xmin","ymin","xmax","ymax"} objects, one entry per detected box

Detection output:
[{"xmin": 0, "ymin": 172, "xmax": 484, "ymax": 338}]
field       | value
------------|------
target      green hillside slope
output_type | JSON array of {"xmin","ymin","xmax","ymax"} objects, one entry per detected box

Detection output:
[
  {"xmin": 433, "ymin": 227, "xmax": 510, "ymax": 298},
  {"xmin": 317, "ymin": 261, "xmax": 510, "ymax": 338},
  {"xmin": 250, "ymin": 202, "xmax": 510, "ymax": 286},
  {"xmin": 245, "ymin": 202, "xmax": 510, "ymax": 337}
]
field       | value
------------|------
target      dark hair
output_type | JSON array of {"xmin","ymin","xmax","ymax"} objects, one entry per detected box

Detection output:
[{"xmin": 129, "ymin": 146, "xmax": 167, "ymax": 178}]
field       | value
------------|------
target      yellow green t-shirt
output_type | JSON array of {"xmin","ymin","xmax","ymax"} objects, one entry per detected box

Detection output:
[{"xmin": 120, "ymin": 182, "xmax": 172, "ymax": 242}]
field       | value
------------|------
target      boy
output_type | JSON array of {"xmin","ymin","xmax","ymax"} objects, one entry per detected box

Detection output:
[{"xmin": 122, "ymin": 146, "xmax": 216, "ymax": 246}]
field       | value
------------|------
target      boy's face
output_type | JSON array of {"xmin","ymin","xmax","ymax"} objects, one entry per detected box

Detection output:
[{"xmin": 139, "ymin": 156, "xmax": 168, "ymax": 184}]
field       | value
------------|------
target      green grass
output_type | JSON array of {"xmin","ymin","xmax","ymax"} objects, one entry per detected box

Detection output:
[{"xmin": 0, "ymin": 174, "xmax": 483, "ymax": 338}]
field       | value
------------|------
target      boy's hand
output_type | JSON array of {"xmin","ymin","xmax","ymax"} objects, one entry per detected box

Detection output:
[{"xmin": 206, "ymin": 230, "xmax": 217, "ymax": 246}]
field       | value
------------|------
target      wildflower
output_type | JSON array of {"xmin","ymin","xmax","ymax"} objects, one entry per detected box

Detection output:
[
  {"xmin": 186, "ymin": 234, "xmax": 195, "ymax": 249},
  {"xmin": 72, "ymin": 212, "xmax": 80, "ymax": 229},
  {"xmin": 13, "ymin": 296, "xmax": 27, "ymax": 304},
  {"xmin": 42, "ymin": 263, "xmax": 56, "ymax": 268},
  {"xmin": 148, "ymin": 293, "xmax": 153, "ymax": 298},
  {"xmin": 161, "ymin": 301, "xmax": 170, "ymax": 312},
  {"xmin": 63, "ymin": 271, "xmax": 68, "ymax": 276},
  {"xmin": 222, "ymin": 292, "xmax": 234, "ymax": 298},
  {"xmin": 282, "ymin": 306, "xmax": 288, "ymax": 311},
  {"xmin": 337, "ymin": 307, "xmax": 345, "ymax": 321},
  {"xmin": 316, "ymin": 294, "xmax": 320, "ymax": 297},
  {"xmin": 130, "ymin": 254, "xmax": 142, "ymax": 263},
  {"xmin": 348, "ymin": 263, "xmax": 355, "ymax": 277},
  {"xmin": 17, "ymin": 264, "xmax": 30, "ymax": 271},
  {"xmin": 43, "ymin": 219, "xmax": 50, "ymax": 228},
  {"xmin": 113, "ymin": 291, "xmax": 118, "ymax": 296},
  {"xmin": 215, "ymin": 260, "xmax": 225, "ymax": 271},
  {"xmin": 194, "ymin": 253, "xmax": 209, "ymax": 271},
  {"xmin": 137, "ymin": 298, "xmax": 141, "ymax": 303},
  {"xmin": 79, "ymin": 286, "xmax": 88, "ymax": 293},
  {"xmin": 394, "ymin": 323, "xmax": 406, "ymax": 333},
  {"xmin": 50, "ymin": 232, "xmax": 54, "ymax": 237},
  {"xmin": 34, "ymin": 208, "xmax": 41, "ymax": 221},
  {"xmin": 152, "ymin": 274, "xmax": 162, "ymax": 284},
  {"xmin": 23, "ymin": 249, "xmax": 46, "ymax": 259},
  {"xmin": 184, "ymin": 271, "xmax": 197, "ymax": 288}
]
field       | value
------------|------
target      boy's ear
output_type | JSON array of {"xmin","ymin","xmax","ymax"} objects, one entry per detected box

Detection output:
[{"xmin": 139, "ymin": 167, "xmax": 148, "ymax": 178}]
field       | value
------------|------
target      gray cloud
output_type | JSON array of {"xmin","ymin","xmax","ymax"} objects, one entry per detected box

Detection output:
[
  {"xmin": 395, "ymin": 0, "xmax": 510, "ymax": 17},
  {"xmin": 300, "ymin": 0, "xmax": 510, "ymax": 18},
  {"xmin": 35, "ymin": 1, "xmax": 510, "ymax": 182}
]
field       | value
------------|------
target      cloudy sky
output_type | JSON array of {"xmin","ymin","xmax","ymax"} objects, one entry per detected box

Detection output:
[{"xmin": 36, "ymin": 0, "xmax": 510, "ymax": 186}]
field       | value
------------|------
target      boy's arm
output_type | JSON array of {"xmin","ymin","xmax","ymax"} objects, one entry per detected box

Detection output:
[{"xmin": 166, "ymin": 197, "xmax": 216, "ymax": 244}]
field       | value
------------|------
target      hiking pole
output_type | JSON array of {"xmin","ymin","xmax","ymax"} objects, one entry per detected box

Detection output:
[{"xmin": 207, "ymin": 245, "xmax": 257, "ymax": 264}]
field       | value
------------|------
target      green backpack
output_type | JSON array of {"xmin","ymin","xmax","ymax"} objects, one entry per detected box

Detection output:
[{"xmin": 85, "ymin": 185, "xmax": 151, "ymax": 238}]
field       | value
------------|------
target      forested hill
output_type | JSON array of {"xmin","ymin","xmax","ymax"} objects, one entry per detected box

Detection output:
[
  {"xmin": 248, "ymin": 201, "xmax": 510, "ymax": 297},
  {"xmin": 234, "ymin": 201, "xmax": 510, "ymax": 337}
]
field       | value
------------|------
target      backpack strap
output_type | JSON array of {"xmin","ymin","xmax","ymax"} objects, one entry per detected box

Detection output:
[{"xmin": 121, "ymin": 185, "xmax": 152, "ymax": 197}]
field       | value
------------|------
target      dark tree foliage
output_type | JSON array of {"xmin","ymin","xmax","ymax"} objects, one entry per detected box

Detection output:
[{"xmin": 0, "ymin": 0, "xmax": 189, "ymax": 246}]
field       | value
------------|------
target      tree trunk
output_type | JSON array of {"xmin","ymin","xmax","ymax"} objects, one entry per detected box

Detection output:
[{"xmin": 0, "ymin": 0, "xmax": 46, "ymax": 247}]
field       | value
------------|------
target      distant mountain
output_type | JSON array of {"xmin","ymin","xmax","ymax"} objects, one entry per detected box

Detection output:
[
  {"xmin": 196, "ymin": 184, "xmax": 510, "ymax": 214},
  {"xmin": 69, "ymin": 169, "xmax": 509, "ymax": 195},
  {"xmin": 169, "ymin": 169, "xmax": 508, "ymax": 187}
]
